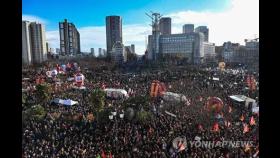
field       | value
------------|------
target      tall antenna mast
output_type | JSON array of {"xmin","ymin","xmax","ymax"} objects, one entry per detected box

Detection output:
[{"xmin": 145, "ymin": 11, "xmax": 162, "ymax": 60}]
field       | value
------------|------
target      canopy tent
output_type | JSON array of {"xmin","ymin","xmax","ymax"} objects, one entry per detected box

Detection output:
[
  {"xmin": 163, "ymin": 92, "xmax": 187, "ymax": 103},
  {"xmin": 229, "ymin": 95, "xmax": 256, "ymax": 109},
  {"xmin": 104, "ymin": 88, "xmax": 129, "ymax": 99},
  {"xmin": 229, "ymin": 95, "xmax": 245, "ymax": 102},
  {"xmin": 52, "ymin": 98, "xmax": 78, "ymax": 106}
]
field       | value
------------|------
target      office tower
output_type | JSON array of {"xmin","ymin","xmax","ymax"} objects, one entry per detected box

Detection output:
[
  {"xmin": 29, "ymin": 22, "xmax": 48, "ymax": 63},
  {"xmin": 203, "ymin": 42, "xmax": 216, "ymax": 62},
  {"xmin": 22, "ymin": 21, "xmax": 47, "ymax": 65},
  {"xmin": 103, "ymin": 49, "xmax": 107, "ymax": 57},
  {"xmin": 111, "ymin": 41, "xmax": 126, "ymax": 63},
  {"xmin": 183, "ymin": 24, "xmax": 194, "ymax": 33},
  {"xmin": 148, "ymin": 32, "xmax": 204, "ymax": 64},
  {"xmin": 22, "ymin": 21, "xmax": 32, "ymax": 65},
  {"xmin": 106, "ymin": 16, "xmax": 123, "ymax": 55},
  {"xmin": 90, "ymin": 48, "xmax": 95, "ymax": 56},
  {"xmin": 46, "ymin": 42, "xmax": 49, "ymax": 53},
  {"xmin": 59, "ymin": 19, "xmax": 81, "ymax": 55},
  {"xmin": 98, "ymin": 48, "xmax": 102, "ymax": 57},
  {"xmin": 56, "ymin": 48, "xmax": 60, "ymax": 54},
  {"xmin": 195, "ymin": 26, "xmax": 209, "ymax": 42},
  {"xmin": 131, "ymin": 44, "xmax": 135, "ymax": 54},
  {"xmin": 159, "ymin": 17, "xmax": 171, "ymax": 35}
]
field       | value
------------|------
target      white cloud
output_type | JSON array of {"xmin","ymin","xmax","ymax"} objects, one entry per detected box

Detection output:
[
  {"xmin": 45, "ymin": 0, "xmax": 258, "ymax": 55},
  {"xmin": 167, "ymin": 0, "xmax": 259, "ymax": 45},
  {"xmin": 22, "ymin": 14, "xmax": 48, "ymax": 24},
  {"xmin": 46, "ymin": 24, "xmax": 150, "ymax": 55}
]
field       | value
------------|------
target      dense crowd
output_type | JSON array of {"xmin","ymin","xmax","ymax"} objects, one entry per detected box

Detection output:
[{"xmin": 22, "ymin": 61, "xmax": 259, "ymax": 158}]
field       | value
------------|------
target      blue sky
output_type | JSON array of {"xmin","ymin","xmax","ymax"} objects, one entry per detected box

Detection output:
[{"xmin": 22, "ymin": 0, "xmax": 258, "ymax": 54}]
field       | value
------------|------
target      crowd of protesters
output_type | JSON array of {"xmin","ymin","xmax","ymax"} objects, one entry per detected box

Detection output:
[{"xmin": 22, "ymin": 60, "xmax": 259, "ymax": 158}]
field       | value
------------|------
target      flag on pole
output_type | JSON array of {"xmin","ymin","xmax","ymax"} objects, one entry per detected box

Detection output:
[
  {"xmin": 243, "ymin": 123, "xmax": 249, "ymax": 133},
  {"xmin": 250, "ymin": 116, "xmax": 256, "ymax": 126},
  {"xmin": 212, "ymin": 122, "xmax": 219, "ymax": 132}
]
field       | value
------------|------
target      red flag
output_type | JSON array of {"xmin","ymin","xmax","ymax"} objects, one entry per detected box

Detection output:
[
  {"xmin": 101, "ymin": 150, "xmax": 106, "ymax": 158},
  {"xmin": 240, "ymin": 114, "xmax": 245, "ymax": 122},
  {"xmin": 250, "ymin": 116, "xmax": 256, "ymax": 126},
  {"xmin": 243, "ymin": 123, "xmax": 249, "ymax": 133},
  {"xmin": 212, "ymin": 122, "xmax": 219, "ymax": 132}
]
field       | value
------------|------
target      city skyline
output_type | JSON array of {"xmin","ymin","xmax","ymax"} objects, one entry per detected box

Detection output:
[{"xmin": 22, "ymin": 0, "xmax": 259, "ymax": 55}]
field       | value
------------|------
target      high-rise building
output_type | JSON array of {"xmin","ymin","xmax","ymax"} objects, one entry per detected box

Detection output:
[
  {"xmin": 159, "ymin": 17, "xmax": 171, "ymax": 35},
  {"xmin": 203, "ymin": 42, "xmax": 216, "ymax": 62},
  {"xmin": 98, "ymin": 48, "xmax": 102, "ymax": 57},
  {"xmin": 22, "ymin": 21, "xmax": 47, "ymax": 65},
  {"xmin": 195, "ymin": 26, "xmax": 209, "ymax": 42},
  {"xmin": 131, "ymin": 44, "xmax": 135, "ymax": 54},
  {"xmin": 46, "ymin": 42, "xmax": 49, "ymax": 53},
  {"xmin": 222, "ymin": 39, "xmax": 259, "ymax": 65},
  {"xmin": 183, "ymin": 24, "xmax": 194, "ymax": 34},
  {"xmin": 90, "ymin": 48, "xmax": 95, "ymax": 56},
  {"xmin": 59, "ymin": 19, "xmax": 81, "ymax": 55},
  {"xmin": 111, "ymin": 41, "xmax": 126, "ymax": 63},
  {"xmin": 103, "ymin": 49, "xmax": 107, "ymax": 57},
  {"xmin": 106, "ymin": 16, "xmax": 122, "ymax": 56},
  {"xmin": 29, "ymin": 22, "xmax": 48, "ymax": 63},
  {"xmin": 125, "ymin": 46, "xmax": 131, "ymax": 53},
  {"xmin": 56, "ymin": 48, "xmax": 60, "ymax": 54},
  {"xmin": 22, "ymin": 21, "xmax": 32, "ymax": 65},
  {"xmin": 148, "ymin": 32, "xmax": 205, "ymax": 64}
]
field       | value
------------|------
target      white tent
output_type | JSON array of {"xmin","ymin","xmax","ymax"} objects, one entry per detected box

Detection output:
[
  {"xmin": 163, "ymin": 92, "xmax": 187, "ymax": 103},
  {"xmin": 104, "ymin": 88, "xmax": 128, "ymax": 99},
  {"xmin": 229, "ymin": 95, "xmax": 245, "ymax": 102},
  {"xmin": 229, "ymin": 95, "xmax": 256, "ymax": 109},
  {"xmin": 52, "ymin": 98, "xmax": 78, "ymax": 106}
]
